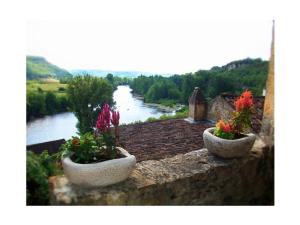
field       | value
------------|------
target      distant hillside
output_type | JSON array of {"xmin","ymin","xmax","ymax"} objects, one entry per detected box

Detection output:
[
  {"xmin": 70, "ymin": 69, "xmax": 172, "ymax": 78},
  {"xmin": 26, "ymin": 56, "xmax": 72, "ymax": 80},
  {"xmin": 210, "ymin": 58, "xmax": 266, "ymax": 72}
]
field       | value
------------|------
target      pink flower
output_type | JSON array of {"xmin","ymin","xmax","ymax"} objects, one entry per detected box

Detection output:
[
  {"xmin": 96, "ymin": 113, "xmax": 107, "ymax": 132},
  {"xmin": 111, "ymin": 111, "xmax": 120, "ymax": 127},
  {"xmin": 96, "ymin": 103, "xmax": 111, "ymax": 133},
  {"xmin": 102, "ymin": 103, "xmax": 111, "ymax": 128}
]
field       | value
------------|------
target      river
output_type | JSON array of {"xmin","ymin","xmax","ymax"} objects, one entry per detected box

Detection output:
[{"xmin": 26, "ymin": 85, "xmax": 174, "ymax": 145}]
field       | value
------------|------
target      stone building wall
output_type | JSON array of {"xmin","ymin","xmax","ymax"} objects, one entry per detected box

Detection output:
[
  {"xmin": 50, "ymin": 138, "xmax": 273, "ymax": 205},
  {"xmin": 260, "ymin": 22, "xmax": 274, "ymax": 147},
  {"xmin": 207, "ymin": 95, "xmax": 234, "ymax": 122}
]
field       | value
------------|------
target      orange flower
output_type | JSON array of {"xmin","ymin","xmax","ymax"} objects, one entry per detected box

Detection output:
[
  {"xmin": 223, "ymin": 123, "xmax": 232, "ymax": 133},
  {"xmin": 216, "ymin": 119, "xmax": 232, "ymax": 133},
  {"xmin": 72, "ymin": 138, "xmax": 80, "ymax": 145},
  {"xmin": 234, "ymin": 98, "xmax": 243, "ymax": 111},
  {"xmin": 234, "ymin": 90, "xmax": 253, "ymax": 111}
]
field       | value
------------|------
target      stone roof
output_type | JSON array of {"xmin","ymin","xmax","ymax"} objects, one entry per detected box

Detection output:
[
  {"xmin": 119, "ymin": 119, "xmax": 212, "ymax": 162},
  {"xmin": 221, "ymin": 94, "xmax": 265, "ymax": 133}
]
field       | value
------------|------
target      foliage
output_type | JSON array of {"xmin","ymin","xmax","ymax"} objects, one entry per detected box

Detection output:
[
  {"xmin": 156, "ymin": 99, "xmax": 177, "ymax": 107},
  {"xmin": 27, "ymin": 79, "xmax": 68, "ymax": 93},
  {"xmin": 145, "ymin": 80, "xmax": 181, "ymax": 103},
  {"xmin": 26, "ymin": 90, "xmax": 71, "ymax": 121},
  {"xmin": 26, "ymin": 91, "xmax": 47, "ymax": 120},
  {"xmin": 60, "ymin": 133, "xmax": 100, "ymax": 164},
  {"xmin": 67, "ymin": 75, "xmax": 114, "ymax": 134},
  {"xmin": 61, "ymin": 104, "xmax": 121, "ymax": 163},
  {"xmin": 26, "ymin": 79, "xmax": 71, "ymax": 121},
  {"xmin": 231, "ymin": 90, "xmax": 254, "ymax": 134},
  {"xmin": 26, "ymin": 151, "xmax": 62, "ymax": 205},
  {"xmin": 145, "ymin": 106, "xmax": 188, "ymax": 122},
  {"xmin": 130, "ymin": 58, "xmax": 268, "ymax": 105},
  {"xmin": 104, "ymin": 73, "xmax": 132, "ymax": 90},
  {"xmin": 214, "ymin": 90, "xmax": 255, "ymax": 139},
  {"xmin": 214, "ymin": 119, "xmax": 235, "ymax": 139}
]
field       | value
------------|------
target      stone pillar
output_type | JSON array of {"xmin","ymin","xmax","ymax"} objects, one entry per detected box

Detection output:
[
  {"xmin": 188, "ymin": 87, "xmax": 206, "ymax": 122},
  {"xmin": 260, "ymin": 21, "xmax": 274, "ymax": 148}
]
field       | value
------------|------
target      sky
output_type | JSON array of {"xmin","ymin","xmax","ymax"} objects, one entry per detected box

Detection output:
[{"xmin": 27, "ymin": 20, "xmax": 273, "ymax": 74}]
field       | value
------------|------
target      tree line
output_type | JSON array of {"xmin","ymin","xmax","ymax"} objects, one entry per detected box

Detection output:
[
  {"xmin": 130, "ymin": 58, "xmax": 268, "ymax": 105},
  {"xmin": 26, "ymin": 91, "xmax": 70, "ymax": 121}
]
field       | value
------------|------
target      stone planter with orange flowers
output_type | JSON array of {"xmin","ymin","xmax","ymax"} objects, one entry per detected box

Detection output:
[
  {"xmin": 203, "ymin": 127, "xmax": 256, "ymax": 158},
  {"xmin": 203, "ymin": 90, "xmax": 256, "ymax": 158}
]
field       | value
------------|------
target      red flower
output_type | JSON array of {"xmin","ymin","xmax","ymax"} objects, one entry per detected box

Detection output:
[
  {"xmin": 216, "ymin": 119, "xmax": 232, "ymax": 133},
  {"xmin": 234, "ymin": 90, "xmax": 253, "ymax": 111},
  {"xmin": 72, "ymin": 138, "xmax": 80, "ymax": 145},
  {"xmin": 111, "ymin": 111, "xmax": 120, "ymax": 127}
]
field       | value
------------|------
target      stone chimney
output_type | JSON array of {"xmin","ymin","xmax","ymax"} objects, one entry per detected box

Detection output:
[{"xmin": 188, "ymin": 87, "xmax": 207, "ymax": 122}]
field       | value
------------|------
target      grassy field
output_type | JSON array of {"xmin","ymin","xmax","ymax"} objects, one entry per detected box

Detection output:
[{"xmin": 27, "ymin": 79, "xmax": 68, "ymax": 96}]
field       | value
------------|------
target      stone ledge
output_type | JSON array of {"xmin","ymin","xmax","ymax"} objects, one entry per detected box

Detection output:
[{"xmin": 49, "ymin": 138, "xmax": 273, "ymax": 205}]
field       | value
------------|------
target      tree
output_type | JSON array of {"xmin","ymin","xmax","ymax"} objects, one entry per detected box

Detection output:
[
  {"xmin": 67, "ymin": 75, "xmax": 114, "ymax": 134},
  {"xmin": 106, "ymin": 73, "xmax": 114, "ymax": 84},
  {"xmin": 45, "ymin": 92, "xmax": 58, "ymax": 114},
  {"xmin": 207, "ymin": 76, "xmax": 235, "ymax": 98},
  {"xmin": 181, "ymin": 74, "xmax": 195, "ymax": 103},
  {"xmin": 27, "ymin": 92, "xmax": 46, "ymax": 120}
]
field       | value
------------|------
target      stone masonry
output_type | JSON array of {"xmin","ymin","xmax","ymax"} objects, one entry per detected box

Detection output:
[
  {"xmin": 260, "ymin": 21, "xmax": 274, "ymax": 147},
  {"xmin": 188, "ymin": 87, "xmax": 207, "ymax": 121},
  {"xmin": 49, "ymin": 138, "xmax": 273, "ymax": 205}
]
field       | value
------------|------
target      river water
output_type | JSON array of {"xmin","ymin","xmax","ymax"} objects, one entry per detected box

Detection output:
[{"xmin": 26, "ymin": 85, "xmax": 173, "ymax": 145}]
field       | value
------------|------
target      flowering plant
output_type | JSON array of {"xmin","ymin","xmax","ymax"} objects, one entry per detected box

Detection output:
[
  {"xmin": 95, "ymin": 103, "xmax": 120, "ymax": 158},
  {"xmin": 60, "ymin": 103, "xmax": 121, "ymax": 163},
  {"xmin": 214, "ymin": 90, "xmax": 254, "ymax": 139}
]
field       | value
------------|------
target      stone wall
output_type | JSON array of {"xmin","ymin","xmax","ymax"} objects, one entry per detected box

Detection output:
[
  {"xmin": 260, "ymin": 22, "xmax": 274, "ymax": 147},
  {"xmin": 49, "ymin": 138, "xmax": 274, "ymax": 205},
  {"xmin": 207, "ymin": 95, "xmax": 233, "ymax": 122}
]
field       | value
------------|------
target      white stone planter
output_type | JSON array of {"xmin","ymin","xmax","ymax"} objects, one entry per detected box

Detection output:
[
  {"xmin": 62, "ymin": 147, "xmax": 136, "ymax": 187},
  {"xmin": 203, "ymin": 127, "xmax": 256, "ymax": 158}
]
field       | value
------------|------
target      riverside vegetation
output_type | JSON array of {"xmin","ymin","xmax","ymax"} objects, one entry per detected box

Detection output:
[{"xmin": 130, "ymin": 58, "xmax": 268, "ymax": 106}]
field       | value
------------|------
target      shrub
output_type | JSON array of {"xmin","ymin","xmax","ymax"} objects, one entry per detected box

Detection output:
[
  {"xmin": 26, "ymin": 151, "xmax": 61, "ymax": 205},
  {"xmin": 67, "ymin": 75, "xmax": 114, "ymax": 134},
  {"xmin": 58, "ymin": 87, "xmax": 66, "ymax": 92}
]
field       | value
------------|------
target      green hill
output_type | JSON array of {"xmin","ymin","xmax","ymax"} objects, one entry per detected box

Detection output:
[{"xmin": 26, "ymin": 56, "xmax": 72, "ymax": 80}]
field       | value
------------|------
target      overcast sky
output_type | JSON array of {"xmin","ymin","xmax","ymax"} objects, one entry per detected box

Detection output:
[{"xmin": 27, "ymin": 20, "xmax": 273, "ymax": 74}]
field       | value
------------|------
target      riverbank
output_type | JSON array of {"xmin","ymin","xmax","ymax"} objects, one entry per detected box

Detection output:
[
  {"xmin": 144, "ymin": 102, "xmax": 184, "ymax": 113},
  {"xmin": 132, "ymin": 93, "xmax": 184, "ymax": 113}
]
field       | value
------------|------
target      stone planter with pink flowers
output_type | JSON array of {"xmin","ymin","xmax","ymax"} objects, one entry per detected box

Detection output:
[{"xmin": 61, "ymin": 103, "xmax": 136, "ymax": 187}]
